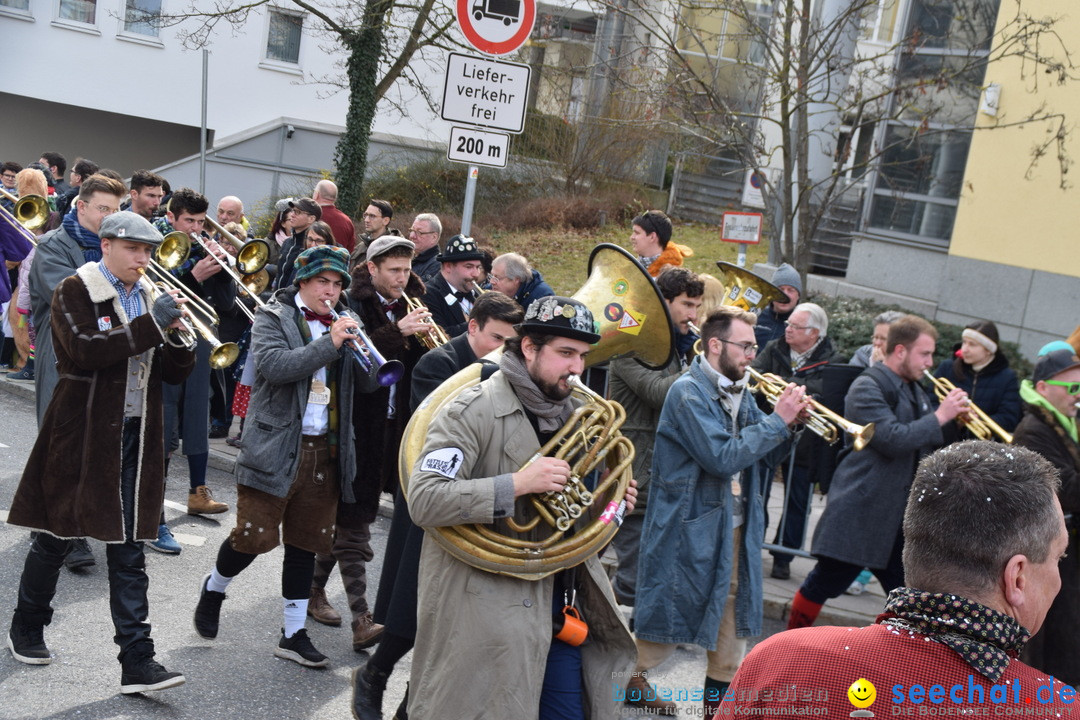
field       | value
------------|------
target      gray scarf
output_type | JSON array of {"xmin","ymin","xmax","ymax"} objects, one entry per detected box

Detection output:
[{"xmin": 500, "ymin": 351, "xmax": 573, "ymax": 433}]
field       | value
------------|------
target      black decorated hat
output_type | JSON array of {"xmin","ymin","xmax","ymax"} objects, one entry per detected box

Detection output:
[
  {"xmin": 437, "ymin": 234, "xmax": 485, "ymax": 263},
  {"xmin": 516, "ymin": 296, "xmax": 600, "ymax": 345}
]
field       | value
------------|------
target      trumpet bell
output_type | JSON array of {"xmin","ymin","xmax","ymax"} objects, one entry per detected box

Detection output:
[
  {"xmin": 715, "ymin": 261, "xmax": 787, "ymax": 311},
  {"xmin": 240, "ymin": 269, "xmax": 270, "ymax": 297},
  {"xmin": 575, "ymin": 243, "xmax": 674, "ymax": 369},
  {"xmin": 209, "ymin": 342, "xmax": 241, "ymax": 370}
]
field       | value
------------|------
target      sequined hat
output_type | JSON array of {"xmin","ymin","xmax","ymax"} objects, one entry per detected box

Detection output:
[
  {"xmin": 516, "ymin": 296, "xmax": 600, "ymax": 345},
  {"xmin": 437, "ymin": 234, "xmax": 485, "ymax": 263}
]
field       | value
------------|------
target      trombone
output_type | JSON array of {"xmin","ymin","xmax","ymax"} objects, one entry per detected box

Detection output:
[
  {"xmin": 137, "ymin": 268, "xmax": 239, "ymax": 368},
  {"xmin": 402, "ymin": 293, "xmax": 449, "ymax": 350},
  {"xmin": 0, "ymin": 188, "xmax": 50, "ymax": 239},
  {"xmin": 748, "ymin": 367, "xmax": 876, "ymax": 451},
  {"xmin": 204, "ymin": 217, "xmax": 271, "ymax": 275},
  {"xmin": 922, "ymin": 370, "xmax": 1013, "ymax": 443},
  {"xmin": 188, "ymin": 232, "xmax": 270, "ymax": 323}
]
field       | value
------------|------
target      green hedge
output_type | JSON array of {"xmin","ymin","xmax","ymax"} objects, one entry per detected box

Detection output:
[{"xmin": 812, "ymin": 294, "xmax": 1032, "ymax": 378}]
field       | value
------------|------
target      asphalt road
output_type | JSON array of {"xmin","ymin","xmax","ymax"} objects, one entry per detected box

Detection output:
[{"xmin": 0, "ymin": 388, "xmax": 784, "ymax": 719}]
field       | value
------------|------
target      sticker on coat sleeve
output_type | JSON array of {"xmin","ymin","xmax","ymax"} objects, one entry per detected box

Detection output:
[
  {"xmin": 97, "ymin": 316, "xmax": 113, "ymax": 331},
  {"xmin": 421, "ymin": 447, "xmax": 465, "ymax": 478}
]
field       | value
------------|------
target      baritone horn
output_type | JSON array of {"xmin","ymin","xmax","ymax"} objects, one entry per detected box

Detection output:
[
  {"xmin": 922, "ymin": 370, "xmax": 1013, "ymax": 443},
  {"xmin": 691, "ymin": 263, "xmax": 788, "ymax": 354},
  {"xmin": 748, "ymin": 368, "xmax": 875, "ymax": 451},
  {"xmin": 399, "ymin": 243, "xmax": 674, "ymax": 580}
]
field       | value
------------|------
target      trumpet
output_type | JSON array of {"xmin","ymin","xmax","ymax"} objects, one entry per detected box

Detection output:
[
  {"xmin": 402, "ymin": 293, "xmax": 449, "ymax": 350},
  {"xmin": 137, "ymin": 269, "xmax": 239, "ymax": 368},
  {"xmin": 323, "ymin": 301, "xmax": 405, "ymax": 387},
  {"xmin": 748, "ymin": 367, "xmax": 875, "ymax": 451},
  {"xmin": 922, "ymin": 370, "xmax": 1013, "ymax": 443}
]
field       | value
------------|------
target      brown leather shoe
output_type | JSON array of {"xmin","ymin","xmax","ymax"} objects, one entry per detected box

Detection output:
[
  {"xmin": 188, "ymin": 485, "xmax": 229, "ymax": 515},
  {"xmin": 308, "ymin": 587, "xmax": 342, "ymax": 627},
  {"xmin": 352, "ymin": 612, "xmax": 384, "ymax": 651},
  {"xmin": 624, "ymin": 673, "xmax": 678, "ymax": 715}
]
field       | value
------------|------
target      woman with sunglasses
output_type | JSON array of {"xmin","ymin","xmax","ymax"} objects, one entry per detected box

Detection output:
[
  {"xmin": 931, "ymin": 319, "xmax": 1020, "ymax": 441},
  {"xmin": 1012, "ymin": 347, "xmax": 1080, "ymax": 687}
]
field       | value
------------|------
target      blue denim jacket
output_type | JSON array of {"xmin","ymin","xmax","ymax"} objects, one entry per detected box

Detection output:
[{"xmin": 634, "ymin": 356, "xmax": 792, "ymax": 649}]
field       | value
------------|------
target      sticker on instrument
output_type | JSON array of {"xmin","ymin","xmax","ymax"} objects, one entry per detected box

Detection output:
[
  {"xmin": 612, "ymin": 279, "xmax": 628, "ymax": 296},
  {"xmin": 743, "ymin": 287, "xmax": 763, "ymax": 305},
  {"xmin": 421, "ymin": 447, "xmax": 465, "ymax": 478},
  {"xmin": 603, "ymin": 303, "xmax": 624, "ymax": 322},
  {"xmin": 617, "ymin": 309, "xmax": 644, "ymax": 335},
  {"xmin": 727, "ymin": 286, "xmax": 741, "ymax": 301},
  {"xmin": 600, "ymin": 500, "xmax": 626, "ymax": 527},
  {"xmin": 97, "ymin": 316, "xmax": 113, "ymax": 331}
]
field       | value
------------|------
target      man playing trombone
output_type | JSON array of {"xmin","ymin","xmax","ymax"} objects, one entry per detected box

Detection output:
[
  {"xmin": 193, "ymin": 245, "xmax": 380, "ymax": 668},
  {"xmin": 6, "ymin": 211, "xmax": 194, "ymax": 693},
  {"xmin": 153, "ymin": 188, "xmax": 235, "ymax": 536}
]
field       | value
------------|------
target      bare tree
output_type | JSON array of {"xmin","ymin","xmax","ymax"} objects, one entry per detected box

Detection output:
[
  {"xmin": 592, "ymin": 0, "xmax": 1076, "ymax": 278},
  {"xmin": 158, "ymin": 0, "xmax": 464, "ymax": 216}
]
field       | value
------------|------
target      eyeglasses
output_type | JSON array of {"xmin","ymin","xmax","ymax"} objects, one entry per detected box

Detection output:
[
  {"xmin": 1045, "ymin": 380, "xmax": 1080, "ymax": 395},
  {"xmin": 719, "ymin": 339, "xmax": 758, "ymax": 357},
  {"xmin": 82, "ymin": 202, "xmax": 118, "ymax": 215},
  {"xmin": 785, "ymin": 321, "xmax": 814, "ymax": 333},
  {"xmin": 488, "ymin": 273, "xmax": 505, "ymax": 284},
  {"xmin": 1, "ymin": 174, "xmax": 16, "ymax": 181},
  {"xmin": 409, "ymin": 228, "xmax": 437, "ymax": 237},
  {"xmin": 362, "ymin": 212, "xmax": 382, "ymax": 220}
]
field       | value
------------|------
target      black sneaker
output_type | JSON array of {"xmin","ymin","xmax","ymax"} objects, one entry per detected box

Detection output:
[
  {"xmin": 274, "ymin": 628, "xmax": 328, "ymax": 668},
  {"xmin": 7, "ymin": 616, "xmax": 51, "ymax": 665},
  {"xmin": 65, "ymin": 539, "xmax": 96, "ymax": 570},
  {"xmin": 193, "ymin": 574, "xmax": 225, "ymax": 639},
  {"xmin": 120, "ymin": 651, "xmax": 185, "ymax": 694}
]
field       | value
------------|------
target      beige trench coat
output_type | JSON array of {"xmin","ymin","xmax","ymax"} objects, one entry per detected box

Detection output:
[{"xmin": 407, "ymin": 371, "xmax": 636, "ymax": 720}]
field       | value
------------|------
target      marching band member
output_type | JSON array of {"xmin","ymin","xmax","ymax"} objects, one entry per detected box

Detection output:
[
  {"xmin": 7, "ymin": 212, "xmax": 193, "ymax": 693},
  {"xmin": 420, "ymin": 234, "xmax": 484, "ymax": 338},
  {"xmin": 193, "ymin": 245, "xmax": 378, "ymax": 668},
  {"xmin": 406, "ymin": 296, "xmax": 637, "ymax": 719}
]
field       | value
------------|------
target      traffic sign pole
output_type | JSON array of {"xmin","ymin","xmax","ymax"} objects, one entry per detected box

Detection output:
[{"xmin": 461, "ymin": 166, "xmax": 479, "ymax": 236}]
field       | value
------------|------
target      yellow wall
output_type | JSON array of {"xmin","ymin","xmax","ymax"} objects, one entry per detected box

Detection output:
[{"xmin": 948, "ymin": 0, "xmax": 1080, "ymax": 276}]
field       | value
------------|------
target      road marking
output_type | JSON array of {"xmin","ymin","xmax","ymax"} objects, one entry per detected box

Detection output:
[
  {"xmin": 0, "ymin": 510, "xmax": 7, "ymax": 522},
  {"xmin": 0, "ymin": 442, "xmax": 8, "ymax": 448},
  {"xmin": 163, "ymin": 500, "xmax": 187, "ymax": 514}
]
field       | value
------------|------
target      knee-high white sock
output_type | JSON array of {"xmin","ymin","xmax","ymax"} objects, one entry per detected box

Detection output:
[
  {"xmin": 207, "ymin": 568, "xmax": 233, "ymax": 594},
  {"xmin": 283, "ymin": 598, "xmax": 308, "ymax": 638}
]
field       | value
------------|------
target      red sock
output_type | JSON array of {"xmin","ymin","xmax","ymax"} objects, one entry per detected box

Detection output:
[{"xmin": 788, "ymin": 590, "xmax": 823, "ymax": 630}]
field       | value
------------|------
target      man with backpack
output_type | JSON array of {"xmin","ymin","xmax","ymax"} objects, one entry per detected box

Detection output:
[{"xmin": 787, "ymin": 315, "xmax": 967, "ymax": 629}]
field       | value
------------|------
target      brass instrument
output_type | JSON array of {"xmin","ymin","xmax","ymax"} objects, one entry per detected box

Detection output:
[
  {"xmin": 923, "ymin": 370, "xmax": 1013, "ymax": 443},
  {"xmin": 0, "ymin": 189, "xmax": 50, "ymax": 233},
  {"xmin": 403, "ymin": 294, "xmax": 450, "ymax": 350},
  {"xmin": 323, "ymin": 300, "xmax": 405, "ymax": 387},
  {"xmin": 690, "ymin": 264, "xmax": 785, "ymax": 355},
  {"xmin": 189, "ymin": 233, "xmax": 269, "ymax": 323},
  {"xmin": 204, "ymin": 217, "xmax": 271, "ymax": 275},
  {"xmin": 399, "ymin": 243, "xmax": 674, "ymax": 580},
  {"xmin": 748, "ymin": 367, "xmax": 876, "ymax": 451},
  {"xmin": 137, "ymin": 269, "xmax": 239, "ymax": 368},
  {"xmin": 148, "ymin": 231, "xmax": 221, "ymax": 327}
]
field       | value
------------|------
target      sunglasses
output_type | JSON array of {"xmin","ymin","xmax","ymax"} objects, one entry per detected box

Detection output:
[{"xmin": 1045, "ymin": 380, "xmax": 1080, "ymax": 395}]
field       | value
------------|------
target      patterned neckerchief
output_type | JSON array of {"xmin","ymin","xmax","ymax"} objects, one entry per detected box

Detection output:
[{"xmin": 877, "ymin": 587, "xmax": 1029, "ymax": 681}]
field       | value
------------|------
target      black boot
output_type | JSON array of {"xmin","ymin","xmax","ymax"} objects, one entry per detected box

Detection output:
[{"xmin": 351, "ymin": 661, "xmax": 389, "ymax": 720}]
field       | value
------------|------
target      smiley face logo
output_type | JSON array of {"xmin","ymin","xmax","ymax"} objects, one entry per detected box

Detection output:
[{"xmin": 848, "ymin": 678, "xmax": 876, "ymax": 715}]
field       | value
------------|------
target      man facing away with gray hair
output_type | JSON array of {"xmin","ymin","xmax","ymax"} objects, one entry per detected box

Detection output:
[
  {"xmin": 313, "ymin": 180, "xmax": 356, "ymax": 253},
  {"xmin": 727, "ymin": 440, "xmax": 1074, "ymax": 715}
]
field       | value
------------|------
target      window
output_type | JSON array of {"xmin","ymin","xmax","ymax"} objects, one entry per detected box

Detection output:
[
  {"xmin": 0, "ymin": 0, "xmax": 31, "ymax": 11},
  {"xmin": 58, "ymin": 0, "xmax": 95, "ymax": 23},
  {"xmin": 266, "ymin": 9, "xmax": 303, "ymax": 64},
  {"xmin": 124, "ymin": 0, "xmax": 161, "ymax": 36}
]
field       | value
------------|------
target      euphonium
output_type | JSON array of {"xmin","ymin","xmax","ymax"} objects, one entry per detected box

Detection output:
[
  {"xmin": 402, "ymin": 294, "xmax": 449, "ymax": 350},
  {"xmin": 748, "ymin": 367, "xmax": 875, "ymax": 451},
  {"xmin": 398, "ymin": 243, "xmax": 674, "ymax": 580},
  {"xmin": 922, "ymin": 370, "xmax": 1013, "ymax": 443}
]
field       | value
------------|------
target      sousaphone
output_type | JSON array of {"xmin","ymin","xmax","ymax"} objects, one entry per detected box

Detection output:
[{"xmin": 398, "ymin": 243, "xmax": 673, "ymax": 579}]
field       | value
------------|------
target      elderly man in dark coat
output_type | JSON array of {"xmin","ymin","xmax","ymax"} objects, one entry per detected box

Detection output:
[
  {"xmin": 787, "ymin": 315, "xmax": 966, "ymax": 629},
  {"xmin": 7, "ymin": 212, "xmax": 195, "ymax": 693},
  {"xmin": 1014, "ymin": 348, "xmax": 1080, "ymax": 686}
]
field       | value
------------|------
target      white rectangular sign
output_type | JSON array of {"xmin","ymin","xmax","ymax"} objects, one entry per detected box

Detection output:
[
  {"xmin": 721, "ymin": 212, "xmax": 763, "ymax": 244},
  {"xmin": 447, "ymin": 126, "xmax": 511, "ymax": 168},
  {"xmin": 441, "ymin": 52, "xmax": 530, "ymax": 134}
]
